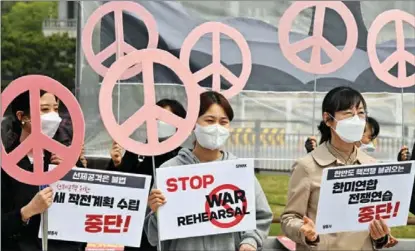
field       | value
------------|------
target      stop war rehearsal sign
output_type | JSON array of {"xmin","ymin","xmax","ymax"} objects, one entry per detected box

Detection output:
[
  {"xmin": 156, "ymin": 159, "xmax": 256, "ymax": 240},
  {"xmin": 316, "ymin": 161, "xmax": 415, "ymax": 234},
  {"xmin": 41, "ymin": 166, "xmax": 151, "ymax": 247}
]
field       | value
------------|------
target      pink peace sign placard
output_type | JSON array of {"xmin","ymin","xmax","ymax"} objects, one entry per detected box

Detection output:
[
  {"xmin": 99, "ymin": 49, "xmax": 200, "ymax": 156},
  {"xmin": 279, "ymin": 1, "xmax": 358, "ymax": 74},
  {"xmin": 180, "ymin": 22, "xmax": 252, "ymax": 99},
  {"xmin": 1, "ymin": 75, "xmax": 85, "ymax": 185},
  {"xmin": 367, "ymin": 10, "xmax": 415, "ymax": 88},
  {"xmin": 82, "ymin": 1, "xmax": 159, "ymax": 80}
]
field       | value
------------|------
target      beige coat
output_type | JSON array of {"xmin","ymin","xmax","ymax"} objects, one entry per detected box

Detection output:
[{"xmin": 281, "ymin": 142, "xmax": 381, "ymax": 251}]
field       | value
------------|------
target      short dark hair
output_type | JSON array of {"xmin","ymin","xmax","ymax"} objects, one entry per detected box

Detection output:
[
  {"xmin": 156, "ymin": 99, "xmax": 187, "ymax": 119},
  {"xmin": 367, "ymin": 116, "xmax": 380, "ymax": 140},
  {"xmin": 318, "ymin": 86, "xmax": 367, "ymax": 144},
  {"xmin": 199, "ymin": 91, "xmax": 234, "ymax": 121}
]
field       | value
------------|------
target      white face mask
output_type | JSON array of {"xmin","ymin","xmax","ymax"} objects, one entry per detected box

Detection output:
[
  {"xmin": 41, "ymin": 112, "xmax": 62, "ymax": 138},
  {"xmin": 333, "ymin": 115, "xmax": 366, "ymax": 143},
  {"xmin": 194, "ymin": 124, "xmax": 230, "ymax": 150},
  {"xmin": 157, "ymin": 120, "xmax": 176, "ymax": 140},
  {"xmin": 360, "ymin": 142, "xmax": 376, "ymax": 153}
]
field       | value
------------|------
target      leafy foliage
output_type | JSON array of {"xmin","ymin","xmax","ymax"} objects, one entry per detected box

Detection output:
[{"xmin": 1, "ymin": 1, "xmax": 75, "ymax": 91}]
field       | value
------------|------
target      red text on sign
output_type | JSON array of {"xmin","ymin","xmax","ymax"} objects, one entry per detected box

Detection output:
[
  {"xmin": 358, "ymin": 202, "xmax": 400, "ymax": 223},
  {"xmin": 166, "ymin": 175, "xmax": 214, "ymax": 192},
  {"xmin": 85, "ymin": 214, "xmax": 131, "ymax": 233}
]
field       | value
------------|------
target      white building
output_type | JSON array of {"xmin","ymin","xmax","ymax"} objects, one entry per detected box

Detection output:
[{"xmin": 42, "ymin": 1, "xmax": 77, "ymax": 38}]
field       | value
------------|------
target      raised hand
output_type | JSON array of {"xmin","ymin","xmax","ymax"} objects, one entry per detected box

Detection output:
[
  {"xmin": 300, "ymin": 216, "xmax": 318, "ymax": 242},
  {"xmin": 305, "ymin": 136, "xmax": 317, "ymax": 153},
  {"xmin": 398, "ymin": 146, "xmax": 410, "ymax": 161},
  {"xmin": 110, "ymin": 141, "xmax": 124, "ymax": 167}
]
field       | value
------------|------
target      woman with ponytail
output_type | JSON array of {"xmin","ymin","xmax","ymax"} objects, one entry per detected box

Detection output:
[{"xmin": 281, "ymin": 86, "xmax": 393, "ymax": 251}]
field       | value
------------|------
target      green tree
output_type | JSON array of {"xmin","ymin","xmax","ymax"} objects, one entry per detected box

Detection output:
[{"xmin": 1, "ymin": 1, "xmax": 75, "ymax": 91}]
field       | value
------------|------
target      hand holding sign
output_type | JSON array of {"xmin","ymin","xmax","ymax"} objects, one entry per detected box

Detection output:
[
  {"xmin": 369, "ymin": 219, "xmax": 390, "ymax": 241},
  {"xmin": 300, "ymin": 216, "xmax": 318, "ymax": 242},
  {"xmin": 21, "ymin": 187, "xmax": 53, "ymax": 221},
  {"xmin": 148, "ymin": 188, "xmax": 166, "ymax": 212}
]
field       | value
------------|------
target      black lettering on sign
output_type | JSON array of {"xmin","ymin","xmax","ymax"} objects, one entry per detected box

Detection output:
[
  {"xmin": 236, "ymin": 164, "xmax": 247, "ymax": 168},
  {"xmin": 205, "ymin": 190, "xmax": 246, "ymax": 207},
  {"xmin": 176, "ymin": 206, "xmax": 251, "ymax": 227},
  {"xmin": 53, "ymin": 192, "xmax": 66, "ymax": 204}
]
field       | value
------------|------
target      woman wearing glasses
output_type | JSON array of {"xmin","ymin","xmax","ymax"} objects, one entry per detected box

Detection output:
[{"xmin": 281, "ymin": 86, "xmax": 392, "ymax": 251}]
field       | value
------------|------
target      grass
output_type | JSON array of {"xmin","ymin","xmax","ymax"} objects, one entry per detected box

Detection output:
[{"xmin": 256, "ymin": 173, "xmax": 415, "ymax": 238}]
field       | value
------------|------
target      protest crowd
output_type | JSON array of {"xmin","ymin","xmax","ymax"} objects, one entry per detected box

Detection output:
[{"xmin": 1, "ymin": 85, "xmax": 414, "ymax": 251}]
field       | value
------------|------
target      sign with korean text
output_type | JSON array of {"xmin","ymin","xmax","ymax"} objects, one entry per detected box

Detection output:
[
  {"xmin": 316, "ymin": 161, "xmax": 415, "ymax": 234},
  {"xmin": 156, "ymin": 159, "xmax": 256, "ymax": 240},
  {"xmin": 42, "ymin": 167, "xmax": 151, "ymax": 247}
]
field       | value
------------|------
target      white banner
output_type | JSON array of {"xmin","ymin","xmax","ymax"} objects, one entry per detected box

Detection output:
[
  {"xmin": 156, "ymin": 159, "xmax": 256, "ymax": 241},
  {"xmin": 316, "ymin": 161, "xmax": 415, "ymax": 234},
  {"xmin": 40, "ymin": 167, "xmax": 151, "ymax": 247}
]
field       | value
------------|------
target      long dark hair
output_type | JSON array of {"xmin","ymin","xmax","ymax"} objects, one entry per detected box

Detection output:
[
  {"xmin": 318, "ymin": 86, "xmax": 367, "ymax": 144},
  {"xmin": 199, "ymin": 91, "xmax": 234, "ymax": 121}
]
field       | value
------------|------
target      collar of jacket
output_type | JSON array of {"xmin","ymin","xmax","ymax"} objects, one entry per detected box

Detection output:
[{"xmin": 311, "ymin": 141, "xmax": 376, "ymax": 167}]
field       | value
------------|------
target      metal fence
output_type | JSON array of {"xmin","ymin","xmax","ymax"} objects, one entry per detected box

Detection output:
[{"xmin": 84, "ymin": 119, "xmax": 413, "ymax": 172}]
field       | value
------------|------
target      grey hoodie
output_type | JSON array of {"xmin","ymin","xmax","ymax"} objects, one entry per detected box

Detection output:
[{"xmin": 144, "ymin": 148, "xmax": 273, "ymax": 251}]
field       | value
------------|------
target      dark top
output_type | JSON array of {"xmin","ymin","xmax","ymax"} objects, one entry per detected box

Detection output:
[
  {"xmin": 410, "ymin": 142, "xmax": 415, "ymax": 215},
  {"xmin": 1, "ymin": 119, "xmax": 84, "ymax": 251},
  {"xmin": 105, "ymin": 147, "xmax": 181, "ymax": 251},
  {"xmin": 1, "ymin": 145, "xmax": 83, "ymax": 251}
]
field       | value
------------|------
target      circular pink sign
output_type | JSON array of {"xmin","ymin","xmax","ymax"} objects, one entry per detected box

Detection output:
[
  {"xmin": 180, "ymin": 22, "xmax": 252, "ymax": 99},
  {"xmin": 82, "ymin": 1, "xmax": 159, "ymax": 80},
  {"xmin": 1, "ymin": 75, "xmax": 85, "ymax": 185},
  {"xmin": 367, "ymin": 10, "xmax": 415, "ymax": 88},
  {"xmin": 99, "ymin": 49, "xmax": 200, "ymax": 156},
  {"xmin": 279, "ymin": 1, "xmax": 358, "ymax": 74}
]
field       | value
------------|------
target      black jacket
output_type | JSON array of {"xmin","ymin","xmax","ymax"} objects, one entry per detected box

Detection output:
[
  {"xmin": 410, "ymin": 143, "xmax": 415, "ymax": 215},
  {"xmin": 104, "ymin": 147, "xmax": 181, "ymax": 251},
  {"xmin": 1, "ymin": 146, "xmax": 83, "ymax": 251}
]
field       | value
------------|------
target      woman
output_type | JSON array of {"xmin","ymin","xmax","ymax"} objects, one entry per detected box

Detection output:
[
  {"xmin": 145, "ymin": 91, "xmax": 273, "ymax": 251},
  {"xmin": 282, "ymin": 86, "xmax": 392, "ymax": 251},
  {"xmin": 305, "ymin": 116, "xmax": 380, "ymax": 154},
  {"xmin": 1, "ymin": 91, "xmax": 84, "ymax": 251},
  {"xmin": 106, "ymin": 99, "xmax": 186, "ymax": 251}
]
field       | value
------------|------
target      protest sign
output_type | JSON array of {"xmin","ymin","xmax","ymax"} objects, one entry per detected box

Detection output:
[
  {"xmin": 40, "ymin": 167, "xmax": 151, "ymax": 247},
  {"xmin": 316, "ymin": 161, "xmax": 415, "ymax": 234},
  {"xmin": 156, "ymin": 159, "xmax": 256, "ymax": 240}
]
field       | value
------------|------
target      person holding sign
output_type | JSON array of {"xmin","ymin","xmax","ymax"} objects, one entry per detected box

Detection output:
[
  {"xmin": 145, "ymin": 91, "xmax": 273, "ymax": 251},
  {"xmin": 281, "ymin": 86, "xmax": 392, "ymax": 251},
  {"xmin": 1, "ymin": 91, "xmax": 84, "ymax": 251},
  {"xmin": 106, "ymin": 99, "xmax": 186, "ymax": 251}
]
